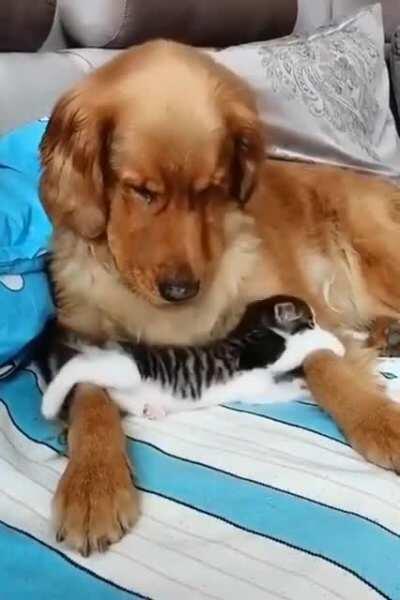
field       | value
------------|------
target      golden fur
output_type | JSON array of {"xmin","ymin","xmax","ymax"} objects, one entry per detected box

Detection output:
[{"xmin": 40, "ymin": 40, "xmax": 400, "ymax": 555}]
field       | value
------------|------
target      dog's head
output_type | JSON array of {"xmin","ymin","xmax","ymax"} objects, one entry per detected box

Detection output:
[{"xmin": 40, "ymin": 40, "xmax": 265, "ymax": 306}]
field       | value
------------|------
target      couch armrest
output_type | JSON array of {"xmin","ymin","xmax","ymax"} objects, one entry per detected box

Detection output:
[{"xmin": 59, "ymin": 0, "xmax": 298, "ymax": 49}]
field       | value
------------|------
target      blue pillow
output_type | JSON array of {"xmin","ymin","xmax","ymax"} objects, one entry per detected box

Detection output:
[{"xmin": 0, "ymin": 118, "xmax": 54, "ymax": 372}]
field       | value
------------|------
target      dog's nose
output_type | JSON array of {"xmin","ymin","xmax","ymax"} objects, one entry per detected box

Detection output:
[{"xmin": 158, "ymin": 278, "xmax": 200, "ymax": 302}]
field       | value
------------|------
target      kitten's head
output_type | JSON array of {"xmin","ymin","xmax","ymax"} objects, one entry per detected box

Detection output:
[
  {"xmin": 270, "ymin": 296, "xmax": 316, "ymax": 335},
  {"xmin": 233, "ymin": 295, "xmax": 315, "ymax": 337}
]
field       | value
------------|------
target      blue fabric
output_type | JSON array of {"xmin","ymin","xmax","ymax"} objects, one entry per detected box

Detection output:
[
  {"xmin": 1, "ymin": 362, "xmax": 400, "ymax": 599},
  {"xmin": 0, "ymin": 119, "xmax": 54, "ymax": 367},
  {"xmin": 0, "ymin": 522, "xmax": 143, "ymax": 600}
]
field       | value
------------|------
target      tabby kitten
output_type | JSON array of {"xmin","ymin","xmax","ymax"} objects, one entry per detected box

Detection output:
[{"xmin": 40, "ymin": 295, "xmax": 344, "ymax": 420}]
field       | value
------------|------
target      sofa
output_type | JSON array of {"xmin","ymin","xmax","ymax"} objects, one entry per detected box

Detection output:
[
  {"xmin": 1, "ymin": 1, "xmax": 400, "ymax": 599},
  {"xmin": 1, "ymin": 0, "xmax": 400, "ymax": 134}
]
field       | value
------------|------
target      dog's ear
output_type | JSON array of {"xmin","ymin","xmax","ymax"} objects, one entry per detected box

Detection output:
[
  {"xmin": 40, "ymin": 87, "xmax": 113, "ymax": 239},
  {"xmin": 226, "ymin": 102, "xmax": 265, "ymax": 205}
]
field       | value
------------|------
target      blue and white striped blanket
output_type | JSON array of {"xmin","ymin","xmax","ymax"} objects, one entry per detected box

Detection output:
[{"xmin": 1, "ymin": 359, "xmax": 400, "ymax": 600}]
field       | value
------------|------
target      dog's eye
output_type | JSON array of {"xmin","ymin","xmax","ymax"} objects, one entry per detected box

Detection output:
[{"xmin": 125, "ymin": 182, "xmax": 155, "ymax": 204}]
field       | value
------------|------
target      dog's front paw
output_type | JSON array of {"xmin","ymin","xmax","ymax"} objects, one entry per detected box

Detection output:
[{"xmin": 53, "ymin": 450, "xmax": 139, "ymax": 556}]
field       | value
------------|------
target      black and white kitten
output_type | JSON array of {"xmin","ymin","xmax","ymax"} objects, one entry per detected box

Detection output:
[{"xmin": 41, "ymin": 295, "xmax": 344, "ymax": 421}]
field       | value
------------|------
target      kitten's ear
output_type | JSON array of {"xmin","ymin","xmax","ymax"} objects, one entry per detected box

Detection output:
[{"xmin": 274, "ymin": 302, "xmax": 301, "ymax": 326}]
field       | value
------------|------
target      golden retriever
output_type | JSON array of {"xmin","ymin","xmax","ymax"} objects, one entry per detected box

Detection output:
[{"xmin": 40, "ymin": 39, "xmax": 400, "ymax": 555}]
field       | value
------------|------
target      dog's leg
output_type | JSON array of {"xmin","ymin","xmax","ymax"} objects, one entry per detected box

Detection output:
[
  {"xmin": 53, "ymin": 383, "xmax": 139, "ymax": 556},
  {"xmin": 304, "ymin": 347, "xmax": 400, "ymax": 471}
]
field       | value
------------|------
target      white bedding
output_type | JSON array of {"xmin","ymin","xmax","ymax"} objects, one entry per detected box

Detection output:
[{"xmin": 1, "ymin": 359, "xmax": 399, "ymax": 599}]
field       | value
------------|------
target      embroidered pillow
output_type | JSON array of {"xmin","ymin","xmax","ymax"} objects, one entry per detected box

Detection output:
[{"xmin": 213, "ymin": 4, "xmax": 400, "ymax": 178}]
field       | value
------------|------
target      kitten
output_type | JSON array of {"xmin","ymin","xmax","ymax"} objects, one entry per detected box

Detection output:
[{"xmin": 40, "ymin": 295, "xmax": 345, "ymax": 421}]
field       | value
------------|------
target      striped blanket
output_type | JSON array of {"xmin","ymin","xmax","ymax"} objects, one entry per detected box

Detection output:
[{"xmin": 1, "ymin": 359, "xmax": 400, "ymax": 600}]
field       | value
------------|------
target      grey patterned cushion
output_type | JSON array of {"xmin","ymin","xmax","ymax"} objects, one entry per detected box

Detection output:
[{"xmin": 214, "ymin": 4, "xmax": 400, "ymax": 178}]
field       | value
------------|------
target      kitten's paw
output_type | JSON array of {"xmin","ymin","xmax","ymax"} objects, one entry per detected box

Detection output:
[
  {"xmin": 42, "ymin": 386, "xmax": 65, "ymax": 420},
  {"xmin": 309, "ymin": 327, "xmax": 345, "ymax": 357},
  {"xmin": 143, "ymin": 403, "xmax": 169, "ymax": 420}
]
